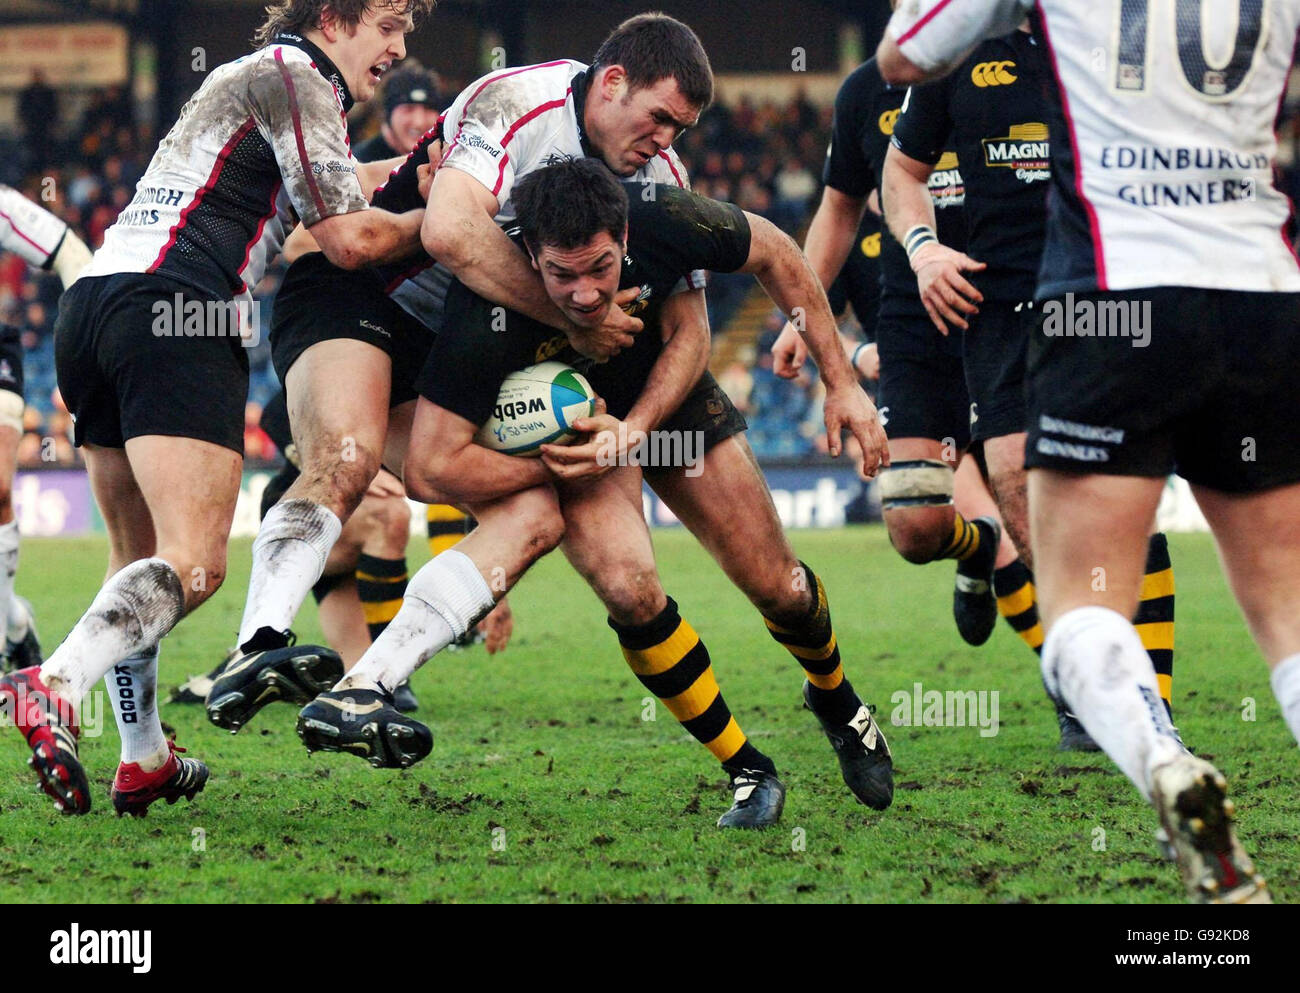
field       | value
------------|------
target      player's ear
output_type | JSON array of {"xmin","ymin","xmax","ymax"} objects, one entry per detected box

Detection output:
[
  {"xmin": 597, "ymin": 64, "xmax": 626, "ymax": 101},
  {"xmin": 524, "ymin": 242, "xmax": 540, "ymax": 272},
  {"xmin": 620, "ymin": 224, "xmax": 628, "ymax": 250},
  {"xmin": 318, "ymin": 5, "xmax": 341, "ymax": 41}
]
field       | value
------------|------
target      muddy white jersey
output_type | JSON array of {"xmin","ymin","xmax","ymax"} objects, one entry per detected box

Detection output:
[
  {"xmin": 888, "ymin": 0, "xmax": 1300, "ymax": 295},
  {"xmin": 0, "ymin": 183, "xmax": 68, "ymax": 269},
  {"xmin": 83, "ymin": 35, "xmax": 369, "ymax": 299}
]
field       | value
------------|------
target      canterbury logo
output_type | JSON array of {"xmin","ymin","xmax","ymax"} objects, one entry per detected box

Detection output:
[
  {"xmin": 971, "ymin": 60, "xmax": 1017, "ymax": 87},
  {"xmin": 878, "ymin": 108, "xmax": 900, "ymax": 135}
]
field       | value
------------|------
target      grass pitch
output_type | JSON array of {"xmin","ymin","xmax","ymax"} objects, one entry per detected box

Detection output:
[{"xmin": 0, "ymin": 528, "xmax": 1294, "ymax": 904}]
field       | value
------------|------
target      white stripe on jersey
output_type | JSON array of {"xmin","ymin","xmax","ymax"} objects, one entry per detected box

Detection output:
[
  {"xmin": 890, "ymin": 0, "xmax": 1300, "ymax": 295},
  {"xmin": 0, "ymin": 184, "xmax": 67, "ymax": 269}
]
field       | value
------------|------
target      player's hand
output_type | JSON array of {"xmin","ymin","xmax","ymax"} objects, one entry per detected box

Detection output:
[
  {"xmin": 854, "ymin": 341, "xmax": 880, "ymax": 381},
  {"xmin": 771, "ymin": 320, "xmax": 808, "ymax": 379},
  {"xmin": 565, "ymin": 288, "xmax": 644, "ymax": 363},
  {"xmin": 911, "ymin": 242, "xmax": 986, "ymax": 335},
  {"xmin": 823, "ymin": 381, "xmax": 890, "ymax": 479},
  {"xmin": 477, "ymin": 597, "xmax": 513, "ymax": 654},
  {"xmin": 539, "ymin": 398, "xmax": 623, "ymax": 480}
]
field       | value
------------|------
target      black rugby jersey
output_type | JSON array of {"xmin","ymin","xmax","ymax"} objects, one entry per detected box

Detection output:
[
  {"xmin": 423, "ymin": 184, "xmax": 751, "ymax": 428},
  {"xmin": 824, "ymin": 57, "xmax": 966, "ymax": 323},
  {"xmin": 891, "ymin": 28, "xmax": 1048, "ymax": 300}
]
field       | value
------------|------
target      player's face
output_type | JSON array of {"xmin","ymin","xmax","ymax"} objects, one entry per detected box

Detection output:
[
  {"xmin": 386, "ymin": 103, "xmax": 441, "ymax": 154},
  {"xmin": 331, "ymin": 5, "xmax": 415, "ymax": 103},
  {"xmin": 592, "ymin": 72, "xmax": 700, "ymax": 176},
  {"xmin": 532, "ymin": 231, "xmax": 626, "ymax": 329}
]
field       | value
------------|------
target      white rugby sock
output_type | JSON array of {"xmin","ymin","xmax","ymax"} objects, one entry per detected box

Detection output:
[
  {"xmin": 337, "ymin": 549, "xmax": 495, "ymax": 693},
  {"xmin": 106, "ymin": 644, "xmax": 170, "ymax": 771},
  {"xmin": 0, "ymin": 520, "xmax": 19, "ymax": 644},
  {"xmin": 237, "ymin": 499, "xmax": 341, "ymax": 647},
  {"xmin": 1043, "ymin": 606, "xmax": 1185, "ymax": 801},
  {"xmin": 41, "ymin": 558, "xmax": 185, "ymax": 706},
  {"xmin": 1269, "ymin": 654, "xmax": 1300, "ymax": 747}
]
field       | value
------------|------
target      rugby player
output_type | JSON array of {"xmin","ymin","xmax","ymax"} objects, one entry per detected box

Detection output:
[
  {"xmin": 210, "ymin": 13, "xmax": 884, "ymax": 743},
  {"xmin": 0, "ymin": 0, "xmax": 433, "ymax": 816},
  {"xmin": 768, "ymin": 47, "xmax": 1033, "ymax": 717},
  {"xmin": 882, "ymin": 20, "xmax": 1179, "ymax": 750},
  {"xmin": 0, "ymin": 184, "xmax": 91, "ymax": 671},
  {"xmin": 879, "ymin": 0, "xmax": 1292, "ymax": 903},
  {"xmin": 295, "ymin": 160, "xmax": 891, "ymax": 827}
]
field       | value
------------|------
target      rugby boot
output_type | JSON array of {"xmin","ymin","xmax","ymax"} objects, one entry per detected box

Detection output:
[
  {"xmin": 206, "ymin": 627, "xmax": 342, "ymax": 732},
  {"xmin": 1151, "ymin": 754, "xmax": 1269, "ymax": 904},
  {"xmin": 3, "ymin": 596, "xmax": 42, "ymax": 673},
  {"xmin": 171, "ymin": 648, "xmax": 237, "ymax": 704},
  {"xmin": 111, "ymin": 740, "xmax": 209, "ymax": 817},
  {"xmin": 391, "ymin": 680, "xmax": 420, "ymax": 713},
  {"xmin": 717, "ymin": 768, "xmax": 786, "ymax": 829},
  {"xmin": 0, "ymin": 665, "xmax": 90, "ymax": 814},
  {"xmin": 297, "ymin": 686, "xmax": 432, "ymax": 769},
  {"xmin": 953, "ymin": 517, "xmax": 1000, "ymax": 646},
  {"xmin": 804, "ymin": 680, "xmax": 894, "ymax": 810},
  {"xmin": 1055, "ymin": 702, "xmax": 1102, "ymax": 752}
]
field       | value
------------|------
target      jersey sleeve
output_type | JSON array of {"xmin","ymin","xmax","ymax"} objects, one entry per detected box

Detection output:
[
  {"xmin": 888, "ymin": 0, "xmax": 1031, "ymax": 74},
  {"xmin": 890, "ymin": 77, "xmax": 956, "ymax": 167},
  {"xmin": 823, "ymin": 66, "xmax": 876, "ymax": 196},
  {"xmin": 0, "ymin": 184, "xmax": 68, "ymax": 269},
  {"xmin": 438, "ymin": 74, "xmax": 523, "ymax": 204},
  {"xmin": 248, "ymin": 51, "xmax": 369, "ymax": 228},
  {"xmin": 634, "ymin": 185, "xmax": 753, "ymax": 284},
  {"xmin": 372, "ymin": 129, "xmax": 438, "ymax": 213}
]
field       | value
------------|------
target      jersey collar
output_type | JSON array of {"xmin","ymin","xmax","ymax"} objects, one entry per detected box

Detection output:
[
  {"xmin": 569, "ymin": 69, "xmax": 599, "ymax": 159},
  {"xmin": 270, "ymin": 32, "xmax": 355, "ymax": 112}
]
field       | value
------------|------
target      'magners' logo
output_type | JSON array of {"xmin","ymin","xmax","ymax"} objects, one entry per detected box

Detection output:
[{"xmin": 982, "ymin": 123, "xmax": 1050, "ymax": 182}]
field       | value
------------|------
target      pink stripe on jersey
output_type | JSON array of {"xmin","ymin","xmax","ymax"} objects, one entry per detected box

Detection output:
[
  {"xmin": 0, "ymin": 208, "xmax": 53, "ymax": 259},
  {"xmin": 454, "ymin": 60, "xmax": 571, "ymax": 133},
  {"xmin": 148, "ymin": 116, "xmax": 257, "ymax": 275},
  {"xmin": 275, "ymin": 47, "xmax": 329, "ymax": 221},
  {"xmin": 492, "ymin": 91, "xmax": 571, "ymax": 197},
  {"xmin": 1036, "ymin": 3, "xmax": 1108, "ymax": 290},
  {"xmin": 657, "ymin": 151, "xmax": 685, "ymax": 187},
  {"xmin": 896, "ymin": 0, "xmax": 957, "ymax": 46}
]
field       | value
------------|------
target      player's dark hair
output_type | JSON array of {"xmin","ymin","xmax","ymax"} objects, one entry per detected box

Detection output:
[
  {"xmin": 515, "ymin": 159, "xmax": 629, "ymax": 255},
  {"xmin": 254, "ymin": 0, "xmax": 435, "ymax": 48},
  {"xmin": 591, "ymin": 12, "xmax": 714, "ymax": 110}
]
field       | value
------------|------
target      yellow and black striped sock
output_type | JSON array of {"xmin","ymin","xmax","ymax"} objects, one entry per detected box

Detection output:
[
  {"xmin": 764, "ymin": 562, "xmax": 861, "ymax": 725},
  {"xmin": 934, "ymin": 512, "xmax": 982, "ymax": 562},
  {"xmin": 994, "ymin": 558, "xmax": 1044, "ymax": 656},
  {"xmin": 426, "ymin": 505, "xmax": 472, "ymax": 557},
  {"xmin": 611, "ymin": 596, "xmax": 776, "ymax": 775},
  {"xmin": 356, "ymin": 553, "xmax": 409, "ymax": 642},
  {"xmin": 1135, "ymin": 532, "xmax": 1175, "ymax": 718}
]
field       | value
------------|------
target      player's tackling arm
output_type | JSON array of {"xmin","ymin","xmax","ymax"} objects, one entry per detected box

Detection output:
[
  {"xmin": 878, "ymin": 0, "xmax": 1030, "ymax": 84},
  {"xmin": 308, "ymin": 207, "xmax": 424, "ymax": 271},
  {"xmin": 625, "ymin": 288, "xmax": 710, "ymax": 436},
  {"xmin": 740, "ymin": 211, "xmax": 888, "ymax": 475},
  {"xmin": 424, "ymin": 168, "xmax": 643, "ymax": 359}
]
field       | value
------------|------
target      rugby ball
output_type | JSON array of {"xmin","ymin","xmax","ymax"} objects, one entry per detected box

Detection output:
[{"xmin": 475, "ymin": 361, "xmax": 597, "ymax": 456}]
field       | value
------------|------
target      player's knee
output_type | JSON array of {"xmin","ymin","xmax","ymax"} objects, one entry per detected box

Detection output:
[
  {"xmin": 304, "ymin": 446, "xmax": 381, "ymax": 514},
  {"xmin": 886, "ymin": 512, "xmax": 949, "ymax": 564},
  {"xmin": 600, "ymin": 568, "xmax": 664, "ymax": 627},
  {"xmin": 744, "ymin": 561, "xmax": 810, "ymax": 620},
  {"xmin": 517, "ymin": 498, "xmax": 565, "ymax": 558}
]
